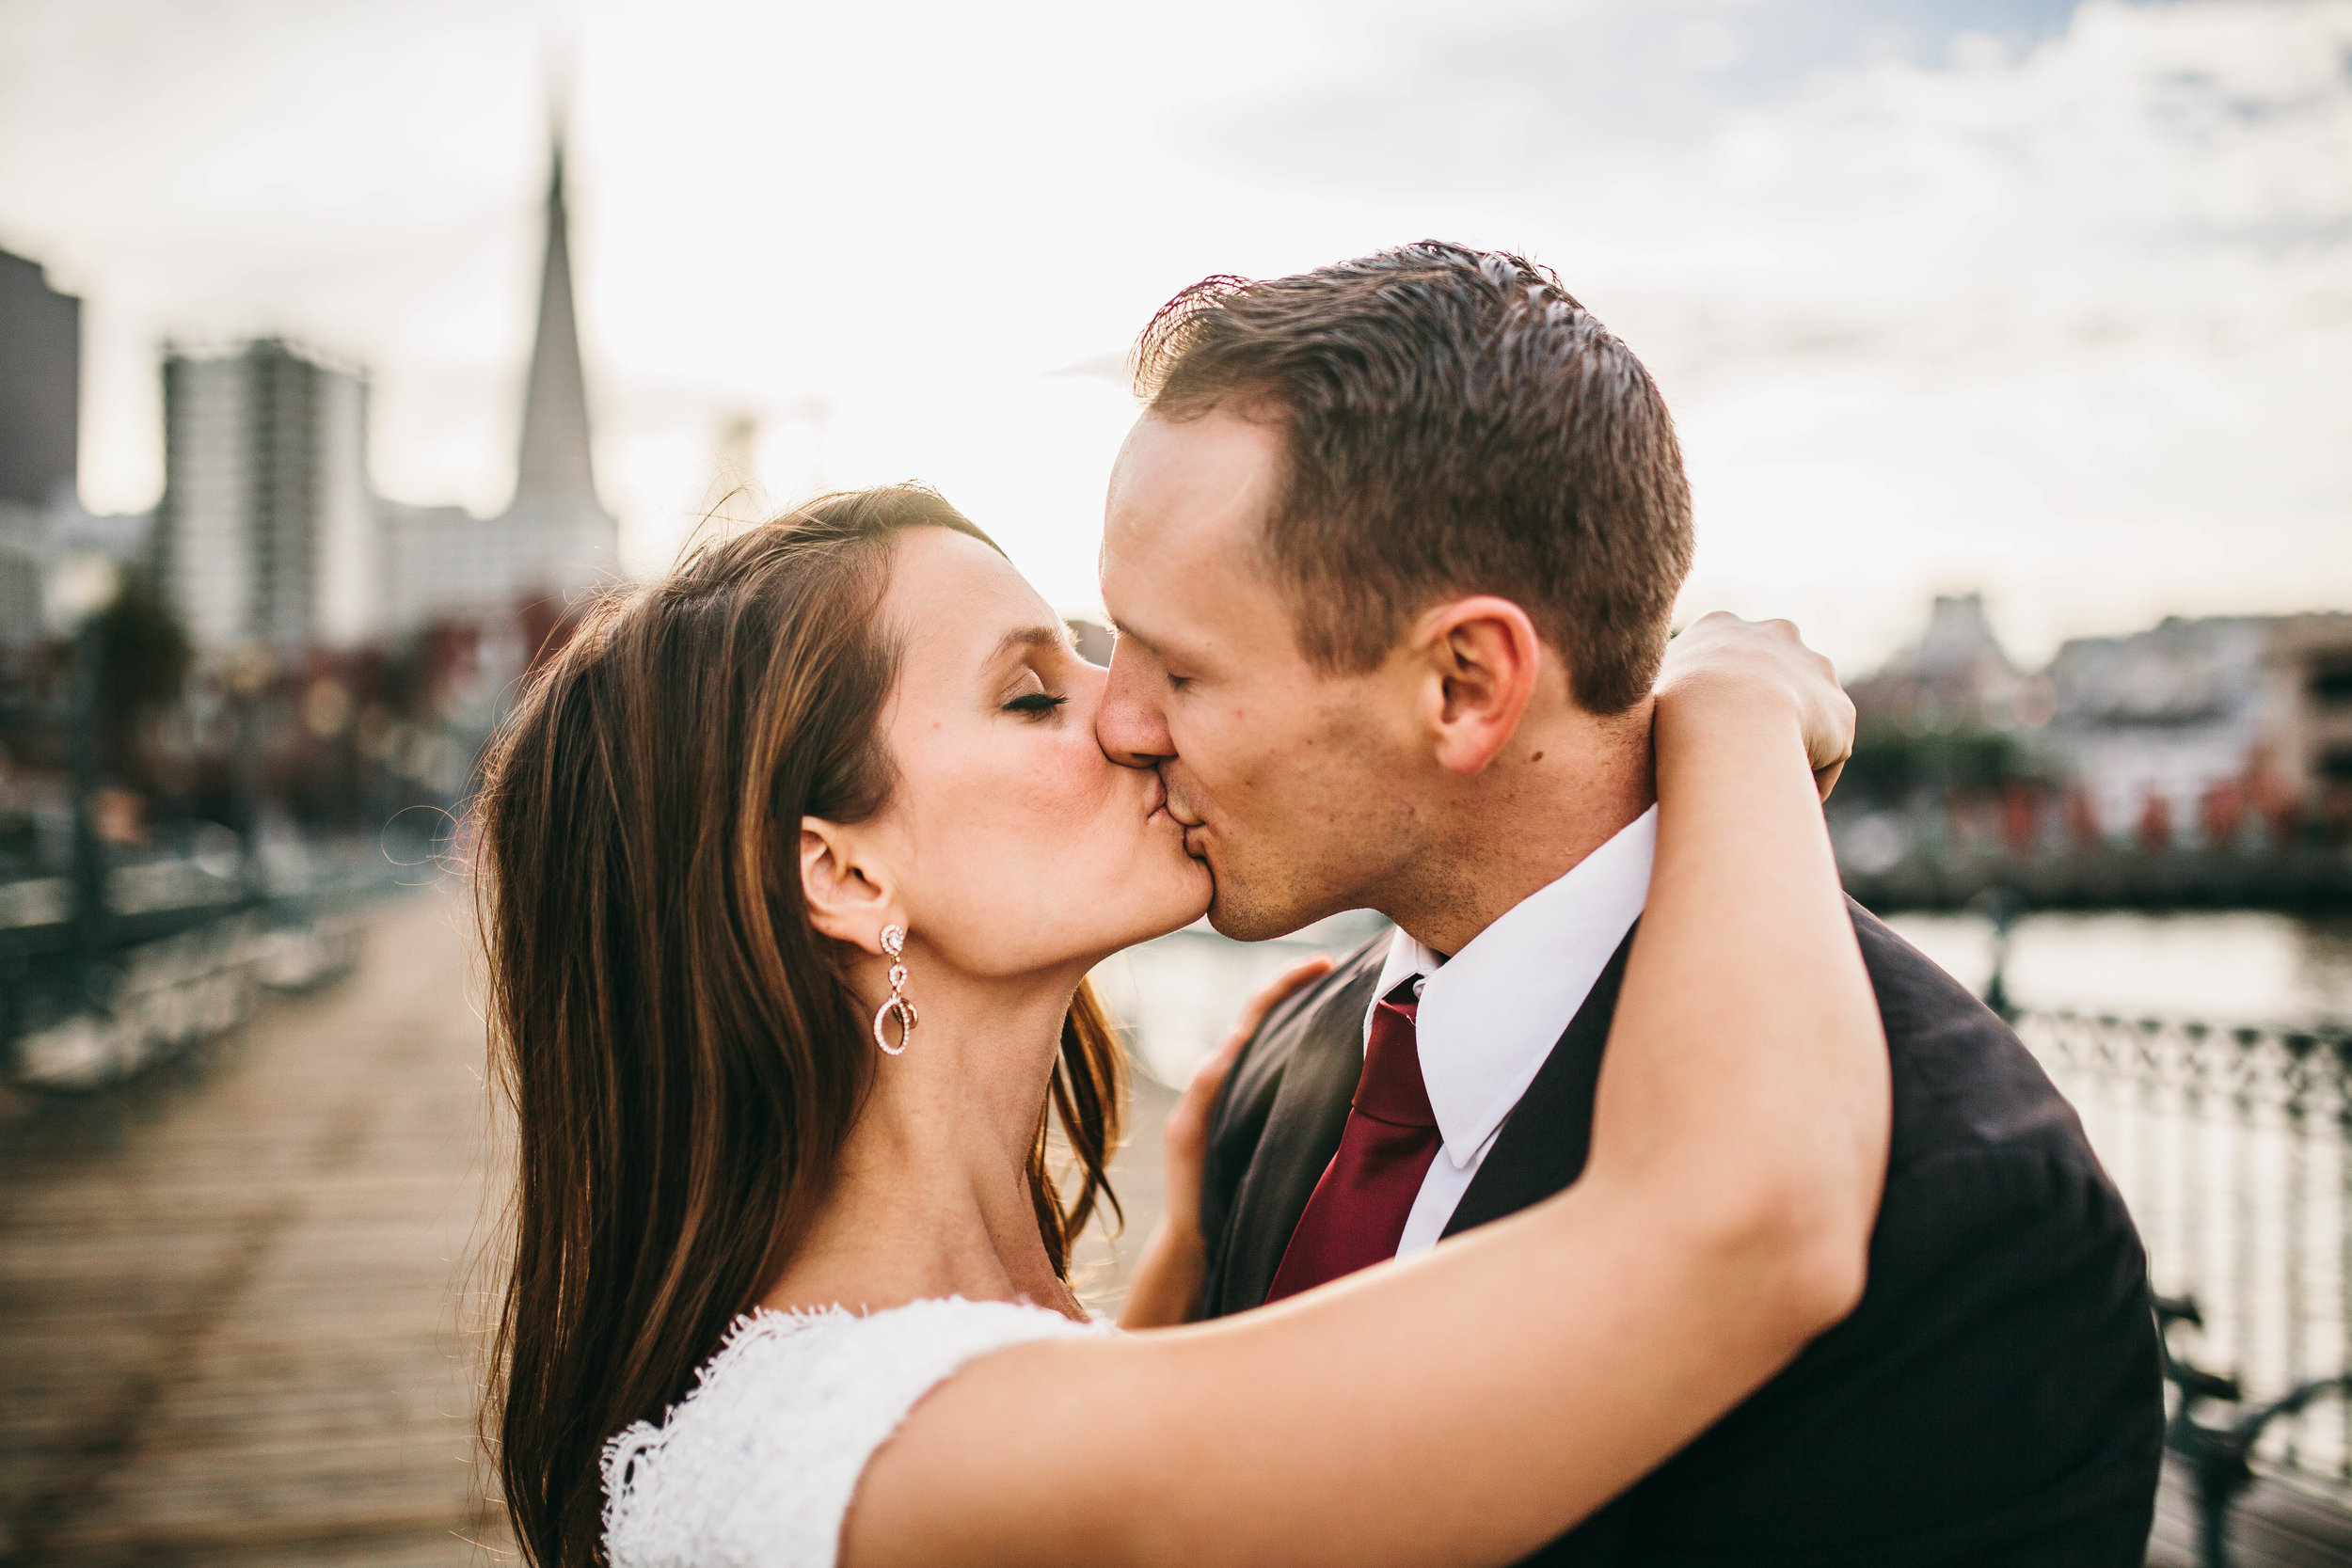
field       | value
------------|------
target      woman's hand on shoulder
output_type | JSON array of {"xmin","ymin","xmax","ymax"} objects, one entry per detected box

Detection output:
[
  {"xmin": 1655, "ymin": 612, "xmax": 1853, "ymax": 800},
  {"xmin": 1162, "ymin": 954, "xmax": 1334, "ymax": 1238},
  {"xmin": 1119, "ymin": 953, "xmax": 1334, "ymax": 1331}
]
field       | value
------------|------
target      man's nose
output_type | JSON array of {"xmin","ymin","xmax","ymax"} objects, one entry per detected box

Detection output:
[{"xmin": 1096, "ymin": 641, "xmax": 1173, "ymax": 768}]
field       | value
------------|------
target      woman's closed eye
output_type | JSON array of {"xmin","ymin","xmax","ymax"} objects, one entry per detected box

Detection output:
[{"xmin": 996, "ymin": 641, "xmax": 1072, "ymax": 715}]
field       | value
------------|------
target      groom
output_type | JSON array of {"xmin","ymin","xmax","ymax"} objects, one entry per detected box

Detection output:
[{"xmin": 1095, "ymin": 245, "xmax": 2164, "ymax": 1565}]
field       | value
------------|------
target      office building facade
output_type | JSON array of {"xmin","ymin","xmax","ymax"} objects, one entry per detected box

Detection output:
[
  {"xmin": 0, "ymin": 247, "xmax": 83, "ymax": 644},
  {"xmin": 155, "ymin": 341, "xmax": 374, "ymax": 650}
]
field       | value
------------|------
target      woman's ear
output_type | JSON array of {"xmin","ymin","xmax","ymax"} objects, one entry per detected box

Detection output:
[{"xmin": 800, "ymin": 816, "xmax": 897, "ymax": 952}]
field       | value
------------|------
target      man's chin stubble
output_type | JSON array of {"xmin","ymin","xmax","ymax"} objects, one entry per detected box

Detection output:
[{"xmin": 1204, "ymin": 879, "xmax": 1311, "ymax": 944}]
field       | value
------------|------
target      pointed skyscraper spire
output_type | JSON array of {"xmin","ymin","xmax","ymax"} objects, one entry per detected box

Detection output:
[
  {"xmin": 379, "ymin": 101, "xmax": 618, "ymax": 632},
  {"xmin": 511, "ymin": 123, "xmax": 601, "ymax": 515}
]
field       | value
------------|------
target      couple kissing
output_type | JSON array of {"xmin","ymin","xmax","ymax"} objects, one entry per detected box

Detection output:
[{"xmin": 475, "ymin": 243, "xmax": 2164, "ymax": 1568}]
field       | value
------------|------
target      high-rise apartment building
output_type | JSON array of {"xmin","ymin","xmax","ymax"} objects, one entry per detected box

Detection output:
[
  {"xmin": 0, "ymin": 246, "xmax": 82, "ymax": 642},
  {"xmin": 146, "ymin": 123, "xmax": 617, "ymax": 652},
  {"xmin": 155, "ymin": 340, "xmax": 375, "ymax": 650},
  {"xmin": 0, "ymin": 246, "xmax": 79, "ymax": 512}
]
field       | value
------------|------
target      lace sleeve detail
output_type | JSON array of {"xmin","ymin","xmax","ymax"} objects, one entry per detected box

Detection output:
[{"xmin": 602, "ymin": 1296, "xmax": 1107, "ymax": 1568}]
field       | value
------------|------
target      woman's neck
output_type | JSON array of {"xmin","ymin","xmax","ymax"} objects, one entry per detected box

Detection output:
[{"xmin": 760, "ymin": 963, "xmax": 1089, "ymax": 1322}]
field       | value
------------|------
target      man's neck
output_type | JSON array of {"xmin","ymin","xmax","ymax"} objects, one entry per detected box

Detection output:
[{"xmin": 1378, "ymin": 705, "xmax": 1655, "ymax": 958}]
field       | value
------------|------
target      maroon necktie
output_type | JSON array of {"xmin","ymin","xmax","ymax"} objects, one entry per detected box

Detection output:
[{"xmin": 1264, "ymin": 979, "xmax": 1440, "ymax": 1302}]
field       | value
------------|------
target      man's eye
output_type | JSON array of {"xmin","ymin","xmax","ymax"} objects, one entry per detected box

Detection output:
[{"xmin": 1004, "ymin": 693, "xmax": 1069, "ymax": 715}]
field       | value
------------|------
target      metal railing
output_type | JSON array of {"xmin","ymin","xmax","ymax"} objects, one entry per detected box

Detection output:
[
  {"xmin": 2012, "ymin": 1008, "xmax": 2352, "ymax": 1497},
  {"xmin": 1839, "ymin": 839, "xmax": 2352, "ymax": 913},
  {"xmin": 0, "ymin": 838, "xmax": 397, "ymax": 1095}
]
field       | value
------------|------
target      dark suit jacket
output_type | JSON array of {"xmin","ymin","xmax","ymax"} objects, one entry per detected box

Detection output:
[{"xmin": 1198, "ymin": 900, "xmax": 2165, "ymax": 1567}]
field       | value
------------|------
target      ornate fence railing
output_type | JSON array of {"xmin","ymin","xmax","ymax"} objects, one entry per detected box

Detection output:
[
  {"xmin": 1833, "ymin": 820, "xmax": 2352, "ymax": 914},
  {"xmin": 0, "ymin": 839, "xmax": 396, "ymax": 1095},
  {"xmin": 2014, "ymin": 1009, "xmax": 2352, "ymax": 1496}
]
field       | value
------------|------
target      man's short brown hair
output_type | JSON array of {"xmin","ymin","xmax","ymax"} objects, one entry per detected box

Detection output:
[{"xmin": 1132, "ymin": 242, "xmax": 1693, "ymax": 715}]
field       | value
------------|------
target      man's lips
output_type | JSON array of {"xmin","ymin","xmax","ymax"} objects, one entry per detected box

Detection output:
[
  {"xmin": 1166, "ymin": 793, "xmax": 1208, "ymax": 855},
  {"xmin": 1161, "ymin": 785, "xmax": 1203, "ymax": 832},
  {"xmin": 1147, "ymin": 774, "xmax": 1208, "ymax": 851}
]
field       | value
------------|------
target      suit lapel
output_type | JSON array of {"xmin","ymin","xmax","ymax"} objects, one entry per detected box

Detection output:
[
  {"xmin": 1214, "ymin": 951, "xmax": 1383, "ymax": 1314},
  {"xmin": 1442, "ymin": 923, "xmax": 1638, "ymax": 1238}
]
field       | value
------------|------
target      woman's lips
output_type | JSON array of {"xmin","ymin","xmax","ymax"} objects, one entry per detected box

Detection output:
[
  {"xmin": 1158, "ymin": 784, "xmax": 1209, "ymax": 856},
  {"xmin": 1161, "ymin": 783, "xmax": 1203, "ymax": 831},
  {"xmin": 1146, "ymin": 776, "xmax": 1203, "ymax": 857}
]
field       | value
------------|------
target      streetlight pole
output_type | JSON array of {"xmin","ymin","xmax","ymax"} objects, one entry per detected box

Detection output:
[{"xmin": 66, "ymin": 605, "xmax": 107, "ymax": 1009}]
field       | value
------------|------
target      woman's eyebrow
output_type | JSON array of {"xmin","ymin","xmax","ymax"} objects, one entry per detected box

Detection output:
[{"xmin": 990, "ymin": 625, "xmax": 1071, "ymax": 662}]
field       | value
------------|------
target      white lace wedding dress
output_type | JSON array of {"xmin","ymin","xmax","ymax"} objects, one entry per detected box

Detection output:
[{"xmin": 601, "ymin": 1296, "xmax": 1109, "ymax": 1567}]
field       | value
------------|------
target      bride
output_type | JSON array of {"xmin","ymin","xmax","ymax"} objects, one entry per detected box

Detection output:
[{"xmin": 472, "ymin": 484, "xmax": 1887, "ymax": 1568}]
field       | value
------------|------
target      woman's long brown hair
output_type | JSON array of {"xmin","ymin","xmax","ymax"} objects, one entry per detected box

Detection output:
[{"xmin": 471, "ymin": 486, "xmax": 1125, "ymax": 1568}]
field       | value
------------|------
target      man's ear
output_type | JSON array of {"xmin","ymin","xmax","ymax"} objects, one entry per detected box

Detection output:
[
  {"xmin": 1407, "ymin": 596, "xmax": 1544, "ymax": 776},
  {"xmin": 800, "ymin": 817, "xmax": 896, "ymax": 953}
]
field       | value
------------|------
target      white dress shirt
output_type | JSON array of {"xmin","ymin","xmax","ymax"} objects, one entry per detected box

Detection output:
[{"xmin": 1370, "ymin": 803, "xmax": 1658, "ymax": 1257}]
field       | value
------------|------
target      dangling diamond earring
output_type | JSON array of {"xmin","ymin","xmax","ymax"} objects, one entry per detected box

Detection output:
[{"xmin": 872, "ymin": 925, "xmax": 918, "ymax": 1055}]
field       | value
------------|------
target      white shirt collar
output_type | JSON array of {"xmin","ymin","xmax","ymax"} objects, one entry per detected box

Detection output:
[{"xmin": 1367, "ymin": 804, "xmax": 1657, "ymax": 1170}]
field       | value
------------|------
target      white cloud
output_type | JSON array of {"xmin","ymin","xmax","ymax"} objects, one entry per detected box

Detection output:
[
  {"xmin": 1629, "ymin": 0, "xmax": 2352, "ymax": 662},
  {"xmin": 0, "ymin": 0, "xmax": 2343, "ymax": 663}
]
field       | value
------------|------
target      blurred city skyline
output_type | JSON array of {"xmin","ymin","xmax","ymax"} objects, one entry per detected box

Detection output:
[{"xmin": 2, "ymin": 0, "xmax": 2345, "ymax": 671}]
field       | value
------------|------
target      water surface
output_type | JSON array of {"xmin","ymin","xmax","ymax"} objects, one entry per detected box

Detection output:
[{"xmin": 1102, "ymin": 910, "xmax": 2352, "ymax": 1090}]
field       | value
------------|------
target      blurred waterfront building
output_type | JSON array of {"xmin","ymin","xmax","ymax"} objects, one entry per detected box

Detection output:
[
  {"xmin": 146, "ymin": 130, "xmax": 616, "ymax": 659},
  {"xmin": 153, "ymin": 339, "xmax": 374, "ymax": 651},
  {"xmin": 0, "ymin": 246, "xmax": 81, "ymax": 645},
  {"xmin": 0, "ymin": 246, "xmax": 151, "ymax": 649},
  {"xmin": 1851, "ymin": 596, "xmax": 2352, "ymax": 845},
  {"xmin": 2043, "ymin": 612, "xmax": 2352, "ymax": 840},
  {"xmin": 2039, "ymin": 616, "xmax": 2275, "ymax": 840},
  {"xmin": 0, "ymin": 246, "xmax": 79, "ymax": 517},
  {"xmin": 2271, "ymin": 616, "xmax": 2352, "ymax": 824},
  {"xmin": 381, "ymin": 135, "xmax": 618, "ymax": 629},
  {"xmin": 1845, "ymin": 594, "xmax": 2031, "ymax": 735}
]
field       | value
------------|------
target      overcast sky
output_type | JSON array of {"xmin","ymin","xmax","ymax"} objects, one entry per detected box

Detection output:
[{"xmin": 2, "ymin": 0, "xmax": 2345, "ymax": 670}]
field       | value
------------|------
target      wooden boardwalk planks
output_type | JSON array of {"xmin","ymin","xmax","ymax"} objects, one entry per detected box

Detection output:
[
  {"xmin": 4, "ymin": 887, "xmax": 2344, "ymax": 1566},
  {"xmin": 0, "ymin": 891, "xmax": 509, "ymax": 1566},
  {"xmin": 2146, "ymin": 1456, "xmax": 2352, "ymax": 1568}
]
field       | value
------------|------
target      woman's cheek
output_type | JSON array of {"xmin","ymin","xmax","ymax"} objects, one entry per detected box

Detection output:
[{"xmin": 1038, "ymin": 736, "xmax": 1110, "ymax": 821}]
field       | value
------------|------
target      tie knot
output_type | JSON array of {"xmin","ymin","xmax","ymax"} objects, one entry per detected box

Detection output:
[{"xmin": 1356, "ymin": 986, "xmax": 1436, "ymax": 1129}]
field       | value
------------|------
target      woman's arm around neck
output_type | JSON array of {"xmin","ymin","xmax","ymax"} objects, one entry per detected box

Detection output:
[{"xmin": 844, "ymin": 631, "xmax": 1888, "ymax": 1568}]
